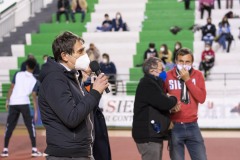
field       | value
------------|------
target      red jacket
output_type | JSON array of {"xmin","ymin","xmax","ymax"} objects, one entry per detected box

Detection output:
[
  {"xmin": 165, "ymin": 67, "xmax": 206, "ymax": 123},
  {"xmin": 201, "ymin": 49, "xmax": 215, "ymax": 62}
]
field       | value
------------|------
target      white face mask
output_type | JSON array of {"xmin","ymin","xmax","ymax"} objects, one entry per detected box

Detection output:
[
  {"xmin": 205, "ymin": 47, "xmax": 210, "ymax": 51},
  {"xmin": 44, "ymin": 60, "xmax": 47, "ymax": 63},
  {"xmin": 150, "ymin": 48, "xmax": 154, "ymax": 52},
  {"xmin": 175, "ymin": 45, "xmax": 180, "ymax": 50},
  {"xmin": 177, "ymin": 64, "xmax": 191, "ymax": 71},
  {"xmin": 116, "ymin": 15, "xmax": 121, "ymax": 19},
  {"xmin": 160, "ymin": 47, "xmax": 165, "ymax": 52},
  {"xmin": 74, "ymin": 54, "xmax": 90, "ymax": 71},
  {"xmin": 102, "ymin": 58, "xmax": 108, "ymax": 64}
]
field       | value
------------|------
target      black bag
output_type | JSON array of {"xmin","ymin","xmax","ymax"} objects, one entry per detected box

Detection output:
[
  {"xmin": 199, "ymin": 62, "xmax": 204, "ymax": 71},
  {"xmin": 226, "ymin": 33, "xmax": 234, "ymax": 41}
]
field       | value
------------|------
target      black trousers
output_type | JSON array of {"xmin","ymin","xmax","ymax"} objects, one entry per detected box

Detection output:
[
  {"xmin": 201, "ymin": 5, "xmax": 212, "ymax": 19},
  {"xmin": 4, "ymin": 105, "xmax": 36, "ymax": 148},
  {"xmin": 56, "ymin": 11, "xmax": 69, "ymax": 22},
  {"xmin": 226, "ymin": 0, "xmax": 233, "ymax": 9},
  {"xmin": 217, "ymin": 0, "xmax": 221, "ymax": 9},
  {"xmin": 184, "ymin": 0, "xmax": 190, "ymax": 10}
]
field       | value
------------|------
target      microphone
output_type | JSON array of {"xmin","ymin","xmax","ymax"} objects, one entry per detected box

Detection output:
[{"xmin": 89, "ymin": 61, "xmax": 110, "ymax": 93}]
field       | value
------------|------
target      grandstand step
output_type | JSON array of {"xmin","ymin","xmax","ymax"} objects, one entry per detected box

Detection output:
[
  {"xmin": 25, "ymin": 44, "xmax": 52, "ymax": 56},
  {"xmin": 142, "ymin": 19, "xmax": 194, "ymax": 30},
  {"xmin": 139, "ymin": 30, "xmax": 193, "ymax": 42},
  {"xmin": 51, "ymin": 13, "xmax": 91, "ymax": 24},
  {"xmin": 210, "ymin": 66, "xmax": 240, "ymax": 74},
  {"xmin": 194, "ymin": 9, "xmax": 240, "ymax": 20},
  {"xmin": 126, "ymin": 81, "xmax": 139, "ymax": 96},
  {"xmin": 94, "ymin": 3, "xmax": 145, "ymax": 12},
  {"xmin": 129, "ymin": 68, "xmax": 143, "ymax": 81},
  {"xmin": 86, "ymin": 23, "xmax": 142, "ymax": 32},
  {"xmin": 145, "ymin": 10, "xmax": 194, "ymax": 19},
  {"xmin": 82, "ymin": 32, "xmax": 139, "ymax": 43},
  {"xmin": 30, "ymin": 33, "xmax": 82, "ymax": 44},
  {"xmin": 98, "ymin": 0, "xmax": 147, "ymax": 4},
  {"xmin": 39, "ymin": 23, "xmax": 86, "ymax": 33},
  {"xmin": 0, "ymin": 57, "xmax": 18, "ymax": 70},
  {"xmin": 0, "ymin": 70, "xmax": 10, "ymax": 84},
  {"xmin": 90, "ymin": 11, "xmax": 145, "ymax": 24},
  {"xmin": 145, "ymin": 1, "xmax": 189, "ymax": 10}
]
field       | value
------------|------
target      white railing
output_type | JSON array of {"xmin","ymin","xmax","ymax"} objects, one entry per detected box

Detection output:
[{"xmin": 0, "ymin": 0, "xmax": 47, "ymax": 41}]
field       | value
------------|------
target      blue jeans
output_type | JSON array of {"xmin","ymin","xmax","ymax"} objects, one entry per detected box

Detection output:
[
  {"xmin": 71, "ymin": 8, "xmax": 85, "ymax": 22},
  {"xmin": 218, "ymin": 34, "xmax": 226, "ymax": 50},
  {"xmin": 170, "ymin": 122, "xmax": 207, "ymax": 160}
]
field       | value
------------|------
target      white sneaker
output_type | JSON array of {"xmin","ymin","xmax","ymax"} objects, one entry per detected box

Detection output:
[
  {"xmin": 1, "ymin": 150, "xmax": 9, "ymax": 157},
  {"xmin": 32, "ymin": 150, "xmax": 42, "ymax": 157}
]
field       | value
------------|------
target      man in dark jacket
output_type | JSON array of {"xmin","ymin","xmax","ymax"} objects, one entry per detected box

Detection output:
[
  {"xmin": 132, "ymin": 57, "xmax": 180, "ymax": 160},
  {"xmin": 201, "ymin": 17, "xmax": 216, "ymax": 45},
  {"xmin": 38, "ymin": 31, "xmax": 109, "ymax": 159},
  {"xmin": 56, "ymin": 0, "xmax": 70, "ymax": 23}
]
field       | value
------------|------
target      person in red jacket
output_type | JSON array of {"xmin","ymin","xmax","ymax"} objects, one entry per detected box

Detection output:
[
  {"xmin": 165, "ymin": 48, "xmax": 207, "ymax": 160},
  {"xmin": 199, "ymin": 43, "xmax": 215, "ymax": 79}
]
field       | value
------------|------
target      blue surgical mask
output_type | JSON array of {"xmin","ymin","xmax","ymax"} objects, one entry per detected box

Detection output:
[{"xmin": 159, "ymin": 71, "xmax": 167, "ymax": 81}]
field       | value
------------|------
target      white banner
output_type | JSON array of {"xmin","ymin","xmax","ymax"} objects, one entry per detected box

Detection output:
[
  {"xmin": 99, "ymin": 95, "xmax": 135, "ymax": 127},
  {"xmin": 198, "ymin": 96, "xmax": 240, "ymax": 128},
  {"xmin": 100, "ymin": 94, "xmax": 240, "ymax": 129}
]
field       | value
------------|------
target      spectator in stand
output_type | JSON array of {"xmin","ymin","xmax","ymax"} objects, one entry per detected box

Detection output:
[
  {"xmin": 43, "ymin": 55, "xmax": 48, "ymax": 64},
  {"xmin": 41, "ymin": 55, "xmax": 49, "ymax": 70},
  {"xmin": 201, "ymin": 17, "xmax": 216, "ymax": 45},
  {"xmin": 172, "ymin": 41, "xmax": 182, "ymax": 64},
  {"xmin": 86, "ymin": 43, "xmax": 101, "ymax": 62},
  {"xmin": 225, "ymin": 11, "xmax": 240, "ymax": 19},
  {"xmin": 144, "ymin": 43, "xmax": 158, "ymax": 60},
  {"xmin": 216, "ymin": 0, "xmax": 221, "ymax": 9},
  {"xmin": 184, "ymin": 0, "xmax": 191, "ymax": 10},
  {"xmin": 226, "ymin": 0, "xmax": 233, "ymax": 9},
  {"xmin": 70, "ymin": 0, "xmax": 87, "ymax": 23},
  {"xmin": 199, "ymin": 0, "xmax": 214, "ymax": 19},
  {"xmin": 56, "ymin": 0, "xmax": 70, "ymax": 23},
  {"xmin": 199, "ymin": 42, "xmax": 215, "ymax": 79},
  {"xmin": 112, "ymin": 12, "xmax": 128, "ymax": 31},
  {"xmin": 217, "ymin": 16, "xmax": 233, "ymax": 53},
  {"xmin": 158, "ymin": 44, "xmax": 173, "ymax": 65},
  {"xmin": 21, "ymin": 54, "xmax": 40, "ymax": 79},
  {"xmin": 96, "ymin": 14, "xmax": 112, "ymax": 32},
  {"xmin": 99, "ymin": 53, "xmax": 117, "ymax": 95}
]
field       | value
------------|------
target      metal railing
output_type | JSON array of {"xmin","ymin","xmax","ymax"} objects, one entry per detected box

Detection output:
[
  {"xmin": 0, "ymin": 0, "xmax": 44, "ymax": 40},
  {"xmin": 0, "ymin": 72, "xmax": 240, "ymax": 96}
]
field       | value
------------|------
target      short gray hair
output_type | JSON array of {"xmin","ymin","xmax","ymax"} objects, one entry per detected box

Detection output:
[{"xmin": 142, "ymin": 57, "xmax": 161, "ymax": 74}]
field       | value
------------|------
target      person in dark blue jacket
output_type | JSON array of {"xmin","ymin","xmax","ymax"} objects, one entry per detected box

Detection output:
[
  {"xmin": 111, "ymin": 12, "xmax": 123, "ymax": 31},
  {"xmin": 99, "ymin": 53, "xmax": 117, "ymax": 95},
  {"xmin": 132, "ymin": 57, "xmax": 180, "ymax": 160},
  {"xmin": 38, "ymin": 31, "xmax": 109, "ymax": 159},
  {"xmin": 99, "ymin": 53, "xmax": 116, "ymax": 84}
]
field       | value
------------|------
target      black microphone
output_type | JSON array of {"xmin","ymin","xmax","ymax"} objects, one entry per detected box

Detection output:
[{"xmin": 89, "ymin": 61, "xmax": 110, "ymax": 93}]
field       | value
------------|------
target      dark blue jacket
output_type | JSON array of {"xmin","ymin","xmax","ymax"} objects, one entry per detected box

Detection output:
[
  {"xmin": 112, "ymin": 18, "xmax": 123, "ymax": 31},
  {"xmin": 38, "ymin": 57, "xmax": 101, "ymax": 158},
  {"xmin": 93, "ymin": 107, "xmax": 112, "ymax": 160},
  {"xmin": 132, "ymin": 74, "xmax": 177, "ymax": 143}
]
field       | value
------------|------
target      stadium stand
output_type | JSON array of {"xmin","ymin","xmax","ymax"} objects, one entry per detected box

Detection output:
[
  {"xmin": 193, "ymin": 0, "xmax": 240, "ymax": 96},
  {"xmin": 126, "ymin": 0, "xmax": 194, "ymax": 95}
]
